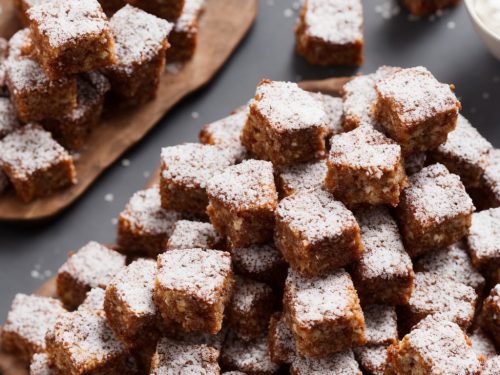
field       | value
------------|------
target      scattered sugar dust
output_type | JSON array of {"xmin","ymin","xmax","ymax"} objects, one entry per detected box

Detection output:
[{"xmin": 104, "ymin": 193, "xmax": 114, "ymax": 202}]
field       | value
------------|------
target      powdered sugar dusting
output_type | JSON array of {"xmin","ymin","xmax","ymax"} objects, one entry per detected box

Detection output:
[
  {"xmin": 0, "ymin": 124, "xmax": 73, "ymax": 180},
  {"xmin": 161, "ymin": 143, "xmax": 235, "ymax": 189},
  {"xmin": 291, "ymin": 349, "xmax": 361, "ymax": 374},
  {"xmin": 408, "ymin": 272, "xmax": 477, "ymax": 328},
  {"xmin": 356, "ymin": 206, "xmax": 412, "ymax": 280},
  {"xmin": 311, "ymin": 93, "xmax": 343, "ymax": 135},
  {"xmin": 152, "ymin": 338, "xmax": 220, "ymax": 374},
  {"xmin": 482, "ymin": 149, "xmax": 500, "ymax": 201},
  {"xmin": 467, "ymin": 208, "xmax": 500, "ymax": 264},
  {"xmin": 269, "ymin": 313, "xmax": 295, "ymax": 363},
  {"xmin": 156, "ymin": 248, "xmax": 232, "ymax": 303},
  {"xmin": 120, "ymin": 186, "xmax": 181, "ymax": 235},
  {"xmin": 285, "ymin": 269, "xmax": 356, "ymax": 324},
  {"xmin": 354, "ymin": 344, "xmax": 389, "ymax": 375},
  {"xmin": 363, "ymin": 305, "xmax": 397, "ymax": 345},
  {"xmin": 50, "ymin": 309, "xmax": 126, "ymax": 367},
  {"xmin": 405, "ymin": 316, "xmax": 482, "ymax": 374},
  {"xmin": 342, "ymin": 74, "xmax": 377, "ymax": 128},
  {"xmin": 222, "ymin": 333, "xmax": 279, "ymax": 374},
  {"xmin": 207, "ymin": 159, "xmax": 277, "ymax": 209},
  {"xmin": 3, "ymin": 294, "xmax": 65, "ymax": 350},
  {"xmin": 7, "ymin": 29, "xmax": 33, "ymax": 60},
  {"xmin": 329, "ymin": 126, "xmax": 402, "ymax": 179},
  {"xmin": 58, "ymin": 241, "xmax": 126, "ymax": 288},
  {"xmin": 375, "ymin": 66, "xmax": 460, "ymax": 125},
  {"xmin": 108, "ymin": 258, "xmax": 156, "ymax": 316},
  {"xmin": 302, "ymin": 0, "xmax": 363, "ymax": 44},
  {"xmin": 415, "ymin": 241, "xmax": 484, "ymax": 292},
  {"xmin": 29, "ymin": 353, "xmax": 52, "ymax": 375},
  {"xmin": 78, "ymin": 288, "xmax": 105, "ymax": 312},
  {"xmin": 231, "ymin": 277, "xmax": 272, "ymax": 313},
  {"xmin": 0, "ymin": 97, "xmax": 19, "ymax": 139},
  {"xmin": 110, "ymin": 5, "xmax": 173, "ymax": 75},
  {"xmin": 277, "ymin": 189, "xmax": 357, "ymax": 244},
  {"xmin": 167, "ymin": 220, "xmax": 222, "ymax": 250},
  {"xmin": 252, "ymin": 80, "xmax": 327, "ymax": 131},
  {"xmin": 482, "ymin": 356, "xmax": 500, "ymax": 375},
  {"xmin": 401, "ymin": 163, "xmax": 474, "ymax": 225},
  {"xmin": 279, "ymin": 159, "xmax": 327, "ymax": 195},
  {"xmin": 27, "ymin": 0, "xmax": 110, "ymax": 48},
  {"xmin": 469, "ymin": 328, "xmax": 497, "ymax": 359},
  {"xmin": 230, "ymin": 243, "xmax": 285, "ymax": 280},
  {"xmin": 175, "ymin": 0, "xmax": 205, "ymax": 32}
]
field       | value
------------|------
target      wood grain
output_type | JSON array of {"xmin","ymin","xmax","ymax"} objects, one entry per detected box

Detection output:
[
  {"xmin": 0, "ymin": 0, "xmax": 258, "ymax": 222},
  {"xmin": 0, "ymin": 76, "xmax": 350, "ymax": 375}
]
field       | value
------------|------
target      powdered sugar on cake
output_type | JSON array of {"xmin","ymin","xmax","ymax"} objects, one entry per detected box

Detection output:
[
  {"xmin": 0, "ymin": 97, "xmax": 20, "ymax": 138},
  {"xmin": 121, "ymin": 187, "xmax": 181, "ymax": 235},
  {"xmin": 303, "ymin": 0, "xmax": 363, "ymax": 44},
  {"xmin": 279, "ymin": 160, "xmax": 327, "ymax": 194},
  {"xmin": 168, "ymin": 220, "xmax": 221, "ymax": 249},
  {"xmin": 252, "ymin": 80, "xmax": 327, "ymax": 131},
  {"xmin": 292, "ymin": 349, "xmax": 360, "ymax": 373},
  {"xmin": 175, "ymin": 0, "xmax": 205, "ymax": 32},
  {"xmin": 363, "ymin": 305, "xmax": 397, "ymax": 345},
  {"xmin": 467, "ymin": 208, "xmax": 500, "ymax": 261},
  {"xmin": 231, "ymin": 244, "xmax": 284, "ymax": 276}
]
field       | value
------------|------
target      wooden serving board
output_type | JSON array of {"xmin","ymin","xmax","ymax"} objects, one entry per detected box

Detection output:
[
  {"xmin": 0, "ymin": 76, "xmax": 350, "ymax": 375},
  {"xmin": 0, "ymin": 0, "xmax": 258, "ymax": 222}
]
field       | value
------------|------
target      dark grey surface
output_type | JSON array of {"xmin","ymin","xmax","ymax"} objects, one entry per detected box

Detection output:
[{"xmin": 0, "ymin": 0, "xmax": 499, "ymax": 319}]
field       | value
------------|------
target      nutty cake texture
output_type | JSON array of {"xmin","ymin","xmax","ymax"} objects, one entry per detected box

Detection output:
[
  {"xmin": 325, "ymin": 126, "xmax": 407, "ymax": 207},
  {"xmin": 275, "ymin": 189, "xmax": 363, "ymax": 277},
  {"xmin": 207, "ymin": 159, "xmax": 278, "ymax": 248},
  {"xmin": 396, "ymin": 163, "xmax": 474, "ymax": 258},
  {"xmin": 154, "ymin": 248, "xmax": 234, "ymax": 334},
  {"xmin": 295, "ymin": 0, "xmax": 364, "ymax": 66},
  {"xmin": 284, "ymin": 269, "xmax": 366, "ymax": 357},
  {"xmin": 375, "ymin": 66, "xmax": 461, "ymax": 155},
  {"xmin": 241, "ymin": 80, "xmax": 329, "ymax": 166}
]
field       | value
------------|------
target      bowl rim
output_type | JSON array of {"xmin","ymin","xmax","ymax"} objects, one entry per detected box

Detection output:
[{"xmin": 464, "ymin": 0, "xmax": 500, "ymax": 42}]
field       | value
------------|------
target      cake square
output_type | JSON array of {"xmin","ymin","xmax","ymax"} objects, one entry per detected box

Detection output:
[
  {"xmin": 56, "ymin": 241, "xmax": 126, "ymax": 308},
  {"xmin": 46, "ymin": 309, "xmax": 128, "ymax": 375},
  {"xmin": 41, "ymin": 72, "xmax": 110, "ymax": 151},
  {"xmin": 125, "ymin": 0, "xmax": 185, "ymax": 21},
  {"xmin": 277, "ymin": 159, "xmax": 327, "ymax": 198},
  {"xmin": 166, "ymin": 0, "xmax": 205, "ymax": 62},
  {"xmin": 311, "ymin": 92, "xmax": 344, "ymax": 138},
  {"xmin": 325, "ymin": 126, "xmax": 407, "ymax": 207},
  {"xmin": 353, "ymin": 345, "xmax": 389, "ymax": 375},
  {"xmin": 479, "ymin": 285, "xmax": 500, "ymax": 349},
  {"xmin": 402, "ymin": 0, "xmax": 461, "ymax": 16},
  {"xmin": 467, "ymin": 208, "xmax": 500, "ymax": 282},
  {"xmin": 104, "ymin": 258, "xmax": 159, "ymax": 347},
  {"xmin": 150, "ymin": 338, "xmax": 220, "ymax": 374},
  {"xmin": 0, "ymin": 124, "xmax": 76, "ymax": 203},
  {"xmin": 117, "ymin": 186, "xmax": 182, "ymax": 257},
  {"xmin": 295, "ymin": 0, "xmax": 364, "ymax": 66},
  {"xmin": 199, "ymin": 108, "xmax": 249, "ymax": 163},
  {"xmin": 207, "ymin": 159, "xmax": 277, "ymax": 248},
  {"xmin": 1, "ymin": 294, "xmax": 65, "ymax": 362},
  {"xmin": 341, "ymin": 66, "xmax": 400, "ymax": 132},
  {"xmin": 284, "ymin": 269, "xmax": 366, "ymax": 357},
  {"xmin": 0, "ymin": 97, "xmax": 20, "ymax": 140},
  {"xmin": 27, "ymin": 0, "xmax": 115, "ymax": 79},
  {"xmin": 415, "ymin": 241, "xmax": 485, "ymax": 294},
  {"xmin": 429, "ymin": 115, "xmax": 492, "ymax": 188},
  {"xmin": 481, "ymin": 149, "xmax": 500, "ymax": 208},
  {"xmin": 160, "ymin": 143, "xmax": 236, "ymax": 214},
  {"xmin": 221, "ymin": 332, "xmax": 280, "ymax": 374},
  {"xmin": 226, "ymin": 277, "xmax": 275, "ymax": 341},
  {"xmin": 240, "ymin": 80, "xmax": 328, "ymax": 166},
  {"xmin": 386, "ymin": 316, "xmax": 482, "ymax": 374},
  {"xmin": 166, "ymin": 220, "xmax": 224, "ymax": 250},
  {"xmin": 107, "ymin": 5, "xmax": 173, "ymax": 106},
  {"xmin": 375, "ymin": 66, "xmax": 461, "ymax": 155},
  {"xmin": 7, "ymin": 28, "xmax": 34, "ymax": 60},
  {"xmin": 363, "ymin": 305, "xmax": 398, "ymax": 346},
  {"xmin": 290, "ymin": 349, "xmax": 362, "ymax": 374},
  {"xmin": 267, "ymin": 312, "xmax": 295, "ymax": 365},
  {"xmin": 396, "ymin": 163, "xmax": 474, "ymax": 258},
  {"xmin": 275, "ymin": 189, "xmax": 363, "ymax": 278},
  {"xmin": 230, "ymin": 243, "xmax": 288, "ymax": 289},
  {"xmin": 400, "ymin": 272, "xmax": 477, "ymax": 331},
  {"xmin": 154, "ymin": 248, "xmax": 234, "ymax": 334},
  {"xmin": 5, "ymin": 57, "xmax": 77, "ymax": 122},
  {"xmin": 352, "ymin": 207, "xmax": 414, "ymax": 305}
]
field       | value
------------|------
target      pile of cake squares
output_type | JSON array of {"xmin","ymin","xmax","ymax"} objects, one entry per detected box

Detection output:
[
  {"xmin": 3, "ymin": 65, "xmax": 500, "ymax": 374},
  {"xmin": 0, "ymin": 0, "xmax": 204, "ymax": 203}
]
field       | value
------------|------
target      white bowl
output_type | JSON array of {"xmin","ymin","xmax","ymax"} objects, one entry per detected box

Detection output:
[{"xmin": 465, "ymin": 0, "xmax": 500, "ymax": 60}]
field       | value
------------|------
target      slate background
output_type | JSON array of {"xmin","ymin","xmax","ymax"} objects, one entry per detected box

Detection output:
[{"xmin": 1, "ymin": 0, "xmax": 499, "ymax": 318}]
